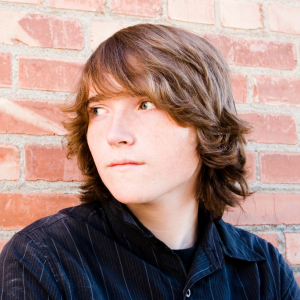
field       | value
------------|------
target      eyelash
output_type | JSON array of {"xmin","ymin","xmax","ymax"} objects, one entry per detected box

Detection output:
[
  {"xmin": 88, "ymin": 101, "xmax": 156, "ymax": 118},
  {"xmin": 87, "ymin": 107, "xmax": 100, "ymax": 117},
  {"xmin": 139, "ymin": 101, "xmax": 156, "ymax": 110}
]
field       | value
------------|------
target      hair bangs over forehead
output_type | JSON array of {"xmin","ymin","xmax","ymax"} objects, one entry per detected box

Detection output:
[
  {"xmin": 85, "ymin": 33, "xmax": 164, "ymax": 108},
  {"xmin": 84, "ymin": 24, "xmax": 218, "ymax": 127}
]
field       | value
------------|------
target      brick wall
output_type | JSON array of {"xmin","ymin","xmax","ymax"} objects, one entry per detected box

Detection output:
[{"xmin": 0, "ymin": 0, "xmax": 299, "ymax": 282}]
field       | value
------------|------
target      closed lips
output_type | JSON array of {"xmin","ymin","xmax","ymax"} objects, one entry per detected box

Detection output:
[{"xmin": 109, "ymin": 160, "xmax": 144, "ymax": 167}]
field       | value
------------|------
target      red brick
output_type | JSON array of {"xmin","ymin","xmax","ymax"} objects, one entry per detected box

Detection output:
[
  {"xmin": 295, "ymin": 275, "xmax": 300, "ymax": 287},
  {"xmin": 269, "ymin": 4, "xmax": 300, "ymax": 36},
  {"xmin": 0, "ymin": 0, "xmax": 41, "ymax": 4},
  {"xmin": 0, "ymin": 12, "xmax": 83, "ymax": 50},
  {"xmin": 253, "ymin": 75, "xmax": 300, "ymax": 107},
  {"xmin": 51, "ymin": 0, "xmax": 104, "ymax": 12},
  {"xmin": 239, "ymin": 112, "xmax": 297, "ymax": 144},
  {"xmin": 0, "ymin": 53, "xmax": 12, "ymax": 87},
  {"xmin": 231, "ymin": 73, "xmax": 247, "ymax": 103},
  {"xmin": 0, "ymin": 145, "xmax": 19, "ymax": 181},
  {"xmin": 204, "ymin": 34, "xmax": 296, "ymax": 70},
  {"xmin": 0, "ymin": 99, "xmax": 66, "ymax": 135},
  {"xmin": 223, "ymin": 193, "xmax": 300, "ymax": 225},
  {"xmin": 0, "ymin": 240, "xmax": 8, "ymax": 253},
  {"xmin": 259, "ymin": 153, "xmax": 300, "ymax": 184},
  {"xmin": 0, "ymin": 193, "xmax": 80, "ymax": 230},
  {"xmin": 246, "ymin": 152, "xmax": 256, "ymax": 183},
  {"xmin": 257, "ymin": 234, "xmax": 278, "ymax": 248},
  {"xmin": 25, "ymin": 145, "xmax": 83, "ymax": 182},
  {"xmin": 221, "ymin": 0, "xmax": 263, "ymax": 30},
  {"xmin": 91, "ymin": 21, "xmax": 129, "ymax": 51},
  {"xmin": 112, "ymin": 0, "xmax": 160, "ymax": 17},
  {"xmin": 285, "ymin": 233, "xmax": 300, "ymax": 265},
  {"xmin": 168, "ymin": 0, "xmax": 214, "ymax": 25},
  {"xmin": 19, "ymin": 57, "xmax": 83, "ymax": 92}
]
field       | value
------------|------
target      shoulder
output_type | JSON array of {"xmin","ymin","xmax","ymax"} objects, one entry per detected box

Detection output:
[
  {"xmin": 19, "ymin": 201, "xmax": 103, "ymax": 237},
  {"xmin": 217, "ymin": 218, "xmax": 278, "ymax": 259},
  {"xmin": 1, "ymin": 201, "xmax": 104, "ymax": 258},
  {"xmin": 217, "ymin": 219, "xmax": 300, "ymax": 299}
]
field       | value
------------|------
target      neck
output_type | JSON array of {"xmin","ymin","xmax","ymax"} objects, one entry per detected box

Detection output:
[{"xmin": 126, "ymin": 195, "xmax": 199, "ymax": 250}]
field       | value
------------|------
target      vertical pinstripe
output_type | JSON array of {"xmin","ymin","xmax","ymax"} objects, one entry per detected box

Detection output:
[
  {"xmin": 62, "ymin": 219, "xmax": 94, "ymax": 300},
  {"xmin": 1, "ymin": 235, "xmax": 15, "ymax": 300},
  {"xmin": 143, "ymin": 261, "xmax": 154, "ymax": 300},
  {"xmin": 151, "ymin": 248, "xmax": 159, "ymax": 268},
  {"xmin": 167, "ymin": 277, "xmax": 175, "ymax": 300},
  {"xmin": 256, "ymin": 241, "xmax": 279, "ymax": 299},
  {"xmin": 86, "ymin": 223, "xmax": 110, "ymax": 300},
  {"xmin": 208, "ymin": 276, "xmax": 215, "ymax": 300},
  {"xmin": 151, "ymin": 247, "xmax": 175, "ymax": 300},
  {"xmin": 20, "ymin": 241, "xmax": 32, "ymax": 300},
  {"xmin": 48, "ymin": 233, "xmax": 72, "ymax": 300},
  {"xmin": 39, "ymin": 263, "xmax": 45, "ymax": 282},
  {"xmin": 235, "ymin": 269, "xmax": 249, "ymax": 300},
  {"xmin": 114, "ymin": 241, "xmax": 133, "ymax": 300}
]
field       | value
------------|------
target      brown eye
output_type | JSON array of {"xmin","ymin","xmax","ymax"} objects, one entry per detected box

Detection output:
[
  {"xmin": 140, "ymin": 101, "xmax": 156, "ymax": 110},
  {"xmin": 92, "ymin": 107, "xmax": 106, "ymax": 116}
]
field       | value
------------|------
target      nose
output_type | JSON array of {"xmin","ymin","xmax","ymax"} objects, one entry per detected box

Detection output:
[{"xmin": 106, "ymin": 113, "xmax": 135, "ymax": 146}]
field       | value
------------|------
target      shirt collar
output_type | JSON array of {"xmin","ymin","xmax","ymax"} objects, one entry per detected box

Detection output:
[
  {"xmin": 102, "ymin": 195, "xmax": 265, "ymax": 263},
  {"xmin": 215, "ymin": 219, "xmax": 265, "ymax": 262}
]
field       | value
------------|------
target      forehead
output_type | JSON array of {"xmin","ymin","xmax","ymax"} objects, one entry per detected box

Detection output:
[{"xmin": 87, "ymin": 74, "xmax": 130, "ymax": 101}]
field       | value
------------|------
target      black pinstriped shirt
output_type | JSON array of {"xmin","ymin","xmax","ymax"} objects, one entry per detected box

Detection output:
[{"xmin": 1, "ymin": 196, "xmax": 299, "ymax": 299}]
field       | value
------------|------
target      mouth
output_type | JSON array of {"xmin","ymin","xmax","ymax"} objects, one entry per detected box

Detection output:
[{"xmin": 109, "ymin": 160, "xmax": 144, "ymax": 167}]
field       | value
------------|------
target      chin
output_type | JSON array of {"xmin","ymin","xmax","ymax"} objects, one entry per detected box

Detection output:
[{"xmin": 108, "ymin": 186, "xmax": 153, "ymax": 205}]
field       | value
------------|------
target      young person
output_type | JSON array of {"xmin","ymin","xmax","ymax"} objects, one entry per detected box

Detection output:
[{"xmin": 0, "ymin": 24, "xmax": 299, "ymax": 299}]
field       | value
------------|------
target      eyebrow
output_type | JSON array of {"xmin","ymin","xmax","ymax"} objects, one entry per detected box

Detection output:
[
  {"xmin": 87, "ymin": 94, "xmax": 150, "ymax": 106},
  {"xmin": 86, "ymin": 96, "xmax": 107, "ymax": 105}
]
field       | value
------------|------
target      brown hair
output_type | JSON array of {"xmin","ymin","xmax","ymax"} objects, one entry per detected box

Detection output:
[{"xmin": 62, "ymin": 24, "xmax": 252, "ymax": 218}]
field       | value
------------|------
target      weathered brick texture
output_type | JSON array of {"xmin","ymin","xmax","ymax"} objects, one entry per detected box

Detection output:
[
  {"xmin": 204, "ymin": 34, "xmax": 296, "ymax": 70},
  {"xmin": 112, "ymin": 0, "xmax": 161, "ymax": 17},
  {"xmin": 0, "ymin": 53, "xmax": 12, "ymax": 88},
  {"xmin": 231, "ymin": 73, "xmax": 247, "ymax": 103},
  {"xmin": 168, "ymin": 0, "xmax": 214, "ymax": 24},
  {"xmin": 91, "ymin": 21, "xmax": 129, "ymax": 51},
  {"xmin": 19, "ymin": 57, "xmax": 84, "ymax": 92},
  {"xmin": 0, "ymin": 145, "xmax": 19, "ymax": 181},
  {"xmin": 285, "ymin": 233, "xmax": 300, "ymax": 265},
  {"xmin": 0, "ymin": 0, "xmax": 41, "ymax": 3},
  {"xmin": 25, "ymin": 145, "xmax": 83, "ymax": 181},
  {"xmin": 51, "ymin": 0, "xmax": 104, "ymax": 12},
  {"xmin": 0, "ymin": 11, "xmax": 84, "ymax": 50},
  {"xmin": 259, "ymin": 153, "xmax": 300, "ymax": 184},
  {"xmin": 0, "ymin": 193, "xmax": 80, "ymax": 230},
  {"xmin": 253, "ymin": 75, "xmax": 300, "ymax": 106},
  {"xmin": 245, "ymin": 152, "xmax": 256, "ymax": 183},
  {"xmin": 269, "ymin": 4, "xmax": 300, "ymax": 36},
  {"xmin": 0, "ymin": 99, "xmax": 66, "ymax": 135},
  {"xmin": 296, "ymin": 276, "xmax": 300, "ymax": 287},
  {"xmin": 220, "ymin": 0, "xmax": 263, "ymax": 30},
  {"xmin": 239, "ymin": 112, "xmax": 297, "ymax": 144},
  {"xmin": 223, "ymin": 193, "xmax": 300, "ymax": 226}
]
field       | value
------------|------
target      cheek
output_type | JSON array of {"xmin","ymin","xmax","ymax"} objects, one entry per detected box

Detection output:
[
  {"xmin": 86, "ymin": 125, "xmax": 106, "ymax": 164},
  {"xmin": 148, "ymin": 123, "xmax": 200, "ymax": 177}
]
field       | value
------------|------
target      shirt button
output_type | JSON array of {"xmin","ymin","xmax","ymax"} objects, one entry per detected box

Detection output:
[{"xmin": 186, "ymin": 289, "xmax": 191, "ymax": 298}]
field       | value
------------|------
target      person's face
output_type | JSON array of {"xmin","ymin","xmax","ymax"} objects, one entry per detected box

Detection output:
[{"xmin": 86, "ymin": 88, "xmax": 200, "ymax": 205}]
